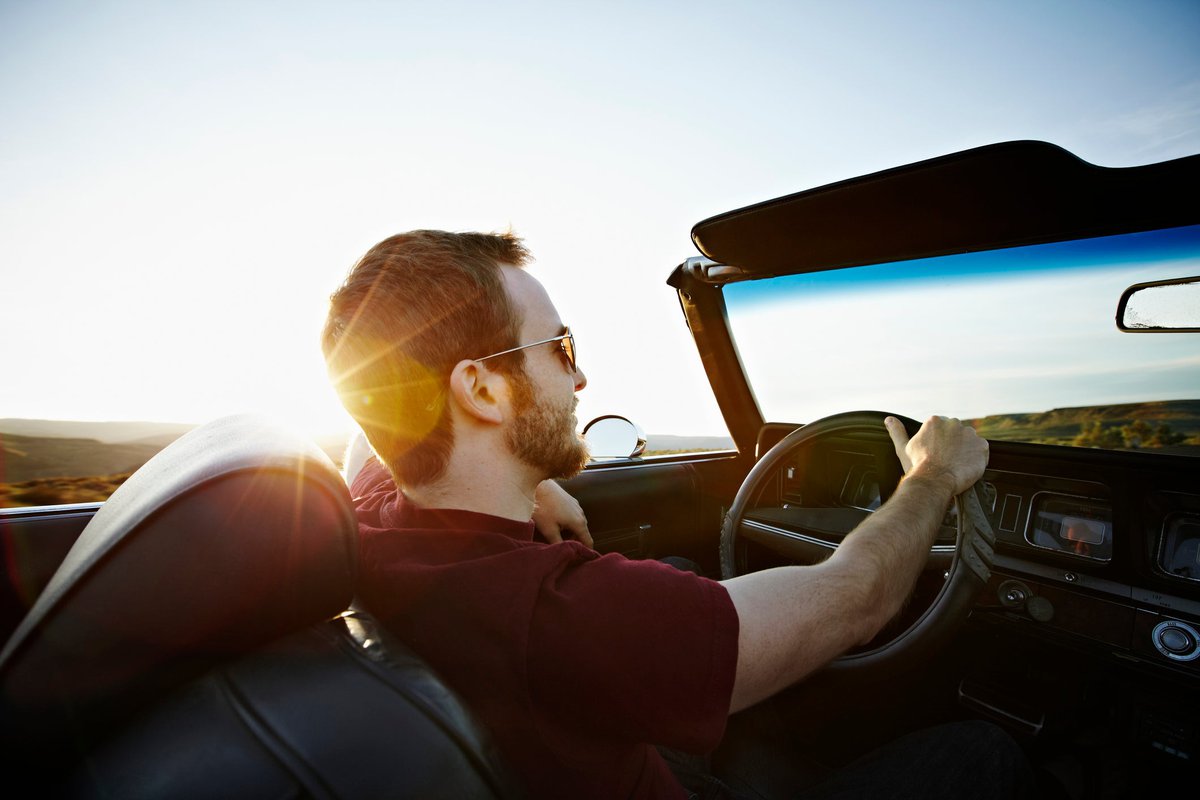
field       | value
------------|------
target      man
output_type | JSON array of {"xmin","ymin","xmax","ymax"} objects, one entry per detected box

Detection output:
[{"xmin": 322, "ymin": 230, "xmax": 1033, "ymax": 799}]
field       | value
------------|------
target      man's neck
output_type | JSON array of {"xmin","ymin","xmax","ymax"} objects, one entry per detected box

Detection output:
[{"xmin": 403, "ymin": 446, "xmax": 541, "ymax": 523}]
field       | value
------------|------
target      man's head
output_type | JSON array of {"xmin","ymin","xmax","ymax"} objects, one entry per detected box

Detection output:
[
  {"xmin": 322, "ymin": 230, "xmax": 588, "ymax": 487},
  {"xmin": 494, "ymin": 264, "xmax": 590, "ymax": 480}
]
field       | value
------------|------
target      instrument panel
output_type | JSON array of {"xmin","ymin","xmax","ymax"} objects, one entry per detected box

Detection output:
[
  {"xmin": 980, "ymin": 474, "xmax": 1115, "ymax": 564},
  {"xmin": 753, "ymin": 422, "xmax": 1200, "ymax": 678},
  {"xmin": 1026, "ymin": 493, "xmax": 1113, "ymax": 561},
  {"xmin": 1159, "ymin": 508, "xmax": 1200, "ymax": 583}
]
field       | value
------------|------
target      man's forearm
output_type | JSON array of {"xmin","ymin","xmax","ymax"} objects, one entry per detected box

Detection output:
[
  {"xmin": 830, "ymin": 466, "xmax": 958, "ymax": 639},
  {"xmin": 726, "ymin": 416, "xmax": 986, "ymax": 713},
  {"xmin": 724, "ymin": 466, "xmax": 961, "ymax": 712}
]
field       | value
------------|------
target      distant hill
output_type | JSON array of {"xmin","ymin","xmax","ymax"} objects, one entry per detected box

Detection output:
[
  {"xmin": 1, "ymin": 433, "xmax": 168, "ymax": 483},
  {"xmin": 1, "ymin": 471, "xmax": 135, "ymax": 507},
  {"xmin": 0, "ymin": 419, "xmax": 354, "ymax": 487},
  {"xmin": 969, "ymin": 399, "xmax": 1200, "ymax": 445},
  {"xmin": 0, "ymin": 418, "xmax": 195, "ymax": 445},
  {"xmin": 645, "ymin": 434, "xmax": 735, "ymax": 453}
]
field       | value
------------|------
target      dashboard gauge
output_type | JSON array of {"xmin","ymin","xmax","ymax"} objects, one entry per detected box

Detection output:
[
  {"xmin": 1158, "ymin": 513, "xmax": 1200, "ymax": 582},
  {"xmin": 839, "ymin": 464, "xmax": 881, "ymax": 511},
  {"xmin": 1026, "ymin": 493, "xmax": 1113, "ymax": 561}
]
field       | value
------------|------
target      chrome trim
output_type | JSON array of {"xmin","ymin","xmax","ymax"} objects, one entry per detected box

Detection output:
[
  {"xmin": 743, "ymin": 518, "xmax": 955, "ymax": 554},
  {"xmin": 957, "ymin": 682, "xmax": 1045, "ymax": 736},
  {"xmin": 1151, "ymin": 619, "xmax": 1200, "ymax": 662},
  {"xmin": 0, "ymin": 501, "xmax": 103, "ymax": 517},
  {"xmin": 583, "ymin": 450, "xmax": 739, "ymax": 472},
  {"xmin": 1022, "ymin": 490, "xmax": 1113, "ymax": 563}
]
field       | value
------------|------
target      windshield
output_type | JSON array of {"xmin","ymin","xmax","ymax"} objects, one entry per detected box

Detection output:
[{"xmin": 724, "ymin": 225, "xmax": 1200, "ymax": 454}]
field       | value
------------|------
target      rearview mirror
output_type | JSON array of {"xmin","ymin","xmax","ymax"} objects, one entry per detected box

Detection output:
[
  {"xmin": 1117, "ymin": 276, "xmax": 1200, "ymax": 332},
  {"xmin": 582, "ymin": 415, "xmax": 647, "ymax": 459}
]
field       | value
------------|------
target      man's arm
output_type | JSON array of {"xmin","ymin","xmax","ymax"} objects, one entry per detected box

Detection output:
[{"xmin": 723, "ymin": 415, "xmax": 987, "ymax": 713}]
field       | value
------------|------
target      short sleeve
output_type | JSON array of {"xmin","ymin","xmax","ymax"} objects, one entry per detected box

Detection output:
[{"xmin": 526, "ymin": 552, "xmax": 739, "ymax": 754}]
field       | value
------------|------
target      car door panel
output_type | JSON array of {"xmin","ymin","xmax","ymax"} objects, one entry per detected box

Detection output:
[
  {"xmin": 558, "ymin": 453, "xmax": 746, "ymax": 576},
  {"xmin": 1, "ymin": 505, "xmax": 98, "ymax": 642}
]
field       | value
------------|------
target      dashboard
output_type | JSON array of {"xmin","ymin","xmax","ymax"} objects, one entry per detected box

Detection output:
[{"xmin": 744, "ymin": 423, "xmax": 1200, "ymax": 682}]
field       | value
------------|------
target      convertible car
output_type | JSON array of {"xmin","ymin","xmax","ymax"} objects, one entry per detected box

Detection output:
[{"xmin": 1, "ymin": 141, "xmax": 1197, "ymax": 797}]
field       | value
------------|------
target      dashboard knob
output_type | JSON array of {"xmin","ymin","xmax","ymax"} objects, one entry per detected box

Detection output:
[
  {"xmin": 1026, "ymin": 596, "xmax": 1054, "ymax": 623},
  {"xmin": 1159, "ymin": 628, "xmax": 1192, "ymax": 654},
  {"xmin": 1152, "ymin": 620, "xmax": 1200, "ymax": 662},
  {"xmin": 998, "ymin": 579, "xmax": 1029, "ymax": 609}
]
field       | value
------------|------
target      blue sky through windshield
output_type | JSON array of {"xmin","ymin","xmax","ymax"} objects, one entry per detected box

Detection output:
[
  {"xmin": 726, "ymin": 225, "xmax": 1200, "ymax": 306},
  {"xmin": 725, "ymin": 226, "xmax": 1200, "ymax": 426}
]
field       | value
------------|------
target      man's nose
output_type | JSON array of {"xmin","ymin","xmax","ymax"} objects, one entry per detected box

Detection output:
[{"xmin": 573, "ymin": 367, "xmax": 587, "ymax": 392}]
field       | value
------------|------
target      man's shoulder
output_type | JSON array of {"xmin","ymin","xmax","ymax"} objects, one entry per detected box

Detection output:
[{"xmin": 350, "ymin": 456, "xmax": 393, "ymax": 497}]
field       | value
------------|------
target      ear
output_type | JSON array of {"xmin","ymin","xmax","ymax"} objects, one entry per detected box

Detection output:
[{"xmin": 446, "ymin": 359, "xmax": 507, "ymax": 425}]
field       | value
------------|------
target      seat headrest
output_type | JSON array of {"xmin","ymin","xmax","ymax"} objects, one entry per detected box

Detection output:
[{"xmin": 0, "ymin": 414, "xmax": 357, "ymax": 751}]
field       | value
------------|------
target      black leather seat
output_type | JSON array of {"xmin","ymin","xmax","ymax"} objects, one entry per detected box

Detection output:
[{"xmin": 0, "ymin": 414, "xmax": 520, "ymax": 798}]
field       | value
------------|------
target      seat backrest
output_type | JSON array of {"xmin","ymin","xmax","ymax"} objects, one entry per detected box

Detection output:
[
  {"xmin": 0, "ymin": 414, "xmax": 358, "ymax": 756},
  {"xmin": 0, "ymin": 415, "xmax": 520, "ymax": 798},
  {"xmin": 63, "ymin": 613, "xmax": 521, "ymax": 798}
]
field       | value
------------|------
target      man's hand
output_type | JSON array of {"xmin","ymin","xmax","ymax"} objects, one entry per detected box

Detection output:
[
  {"xmin": 533, "ymin": 480, "xmax": 593, "ymax": 548},
  {"xmin": 885, "ymin": 415, "xmax": 988, "ymax": 494}
]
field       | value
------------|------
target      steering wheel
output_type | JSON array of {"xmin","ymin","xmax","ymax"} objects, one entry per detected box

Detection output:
[{"xmin": 719, "ymin": 411, "xmax": 995, "ymax": 675}]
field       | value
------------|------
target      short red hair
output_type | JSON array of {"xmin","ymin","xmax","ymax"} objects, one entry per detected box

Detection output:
[{"xmin": 322, "ymin": 230, "xmax": 531, "ymax": 486}]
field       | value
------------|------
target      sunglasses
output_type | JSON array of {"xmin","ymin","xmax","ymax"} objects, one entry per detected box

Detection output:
[{"xmin": 474, "ymin": 326, "xmax": 578, "ymax": 373}]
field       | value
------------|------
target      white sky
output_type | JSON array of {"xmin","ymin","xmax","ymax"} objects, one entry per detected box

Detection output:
[
  {"xmin": 2, "ymin": 1, "xmax": 1199, "ymax": 437},
  {"xmin": 729, "ymin": 259, "xmax": 1200, "ymax": 423}
]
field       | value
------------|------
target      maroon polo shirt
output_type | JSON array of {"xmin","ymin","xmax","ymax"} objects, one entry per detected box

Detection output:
[{"xmin": 351, "ymin": 459, "xmax": 739, "ymax": 799}]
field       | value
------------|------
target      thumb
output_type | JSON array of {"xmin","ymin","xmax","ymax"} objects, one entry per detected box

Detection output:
[{"xmin": 884, "ymin": 416, "xmax": 914, "ymax": 474}]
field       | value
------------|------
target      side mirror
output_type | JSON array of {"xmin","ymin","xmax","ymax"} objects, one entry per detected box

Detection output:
[
  {"xmin": 582, "ymin": 415, "xmax": 647, "ymax": 459},
  {"xmin": 1117, "ymin": 276, "xmax": 1200, "ymax": 332}
]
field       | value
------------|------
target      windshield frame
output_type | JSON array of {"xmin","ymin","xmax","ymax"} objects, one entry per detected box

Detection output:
[{"xmin": 668, "ymin": 142, "xmax": 1200, "ymax": 456}]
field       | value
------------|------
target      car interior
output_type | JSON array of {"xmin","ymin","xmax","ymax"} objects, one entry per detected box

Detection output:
[{"xmin": 1, "ymin": 140, "xmax": 1197, "ymax": 797}]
